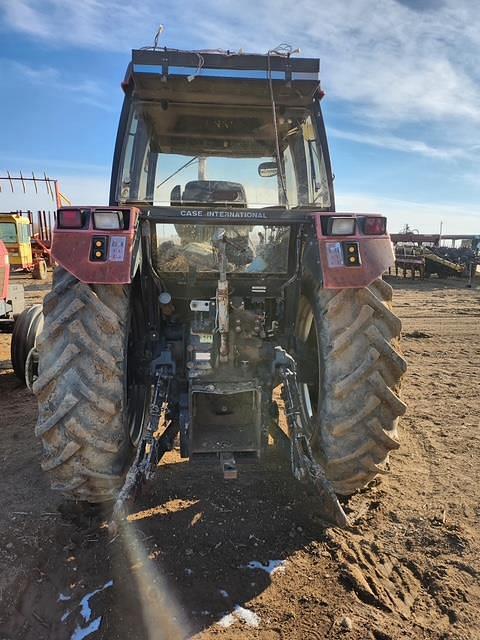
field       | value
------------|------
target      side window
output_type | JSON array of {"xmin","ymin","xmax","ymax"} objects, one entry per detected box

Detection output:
[
  {"xmin": 18, "ymin": 225, "xmax": 27, "ymax": 243},
  {"xmin": 118, "ymin": 111, "xmax": 138, "ymax": 202},
  {"xmin": 283, "ymin": 144, "xmax": 298, "ymax": 207},
  {"xmin": 303, "ymin": 117, "xmax": 331, "ymax": 208}
]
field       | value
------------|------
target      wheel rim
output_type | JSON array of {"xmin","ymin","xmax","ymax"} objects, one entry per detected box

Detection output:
[{"xmin": 25, "ymin": 347, "xmax": 39, "ymax": 391}]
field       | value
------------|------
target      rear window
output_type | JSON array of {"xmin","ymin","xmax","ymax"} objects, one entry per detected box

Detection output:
[{"xmin": 154, "ymin": 223, "xmax": 290, "ymax": 274}]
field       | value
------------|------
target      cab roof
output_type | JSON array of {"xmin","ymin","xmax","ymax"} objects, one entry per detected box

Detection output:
[{"xmin": 123, "ymin": 48, "xmax": 321, "ymax": 108}]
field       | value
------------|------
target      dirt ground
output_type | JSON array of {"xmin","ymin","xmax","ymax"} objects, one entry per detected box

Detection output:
[{"xmin": 0, "ymin": 272, "xmax": 479, "ymax": 640}]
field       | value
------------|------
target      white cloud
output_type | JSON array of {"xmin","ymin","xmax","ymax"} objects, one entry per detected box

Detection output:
[
  {"xmin": 329, "ymin": 127, "xmax": 466, "ymax": 160},
  {"xmin": 0, "ymin": 0, "xmax": 151, "ymax": 50},
  {"xmin": 60, "ymin": 174, "xmax": 110, "ymax": 205},
  {"xmin": 336, "ymin": 190, "xmax": 480, "ymax": 234},
  {"xmin": 1, "ymin": 59, "xmax": 116, "ymax": 111},
  {"xmin": 2, "ymin": 0, "xmax": 480, "ymax": 210},
  {"xmin": 0, "ymin": 154, "xmax": 109, "ymax": 174},
  {"xmin": 1, "ymin": 0, "xmax": 479, "ymax": 127}
]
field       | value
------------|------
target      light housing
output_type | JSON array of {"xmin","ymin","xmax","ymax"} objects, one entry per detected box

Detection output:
[
  {"xmin": 93, "ymin": 210, "xmax": 123, "ymax": 230},
  {"xmin": 58, "ymin": 209, "xmax": 83, "ymax": 229},
  {"xmin": 363, "ymin": 216, "xmax": 387, "ymax": 235},
  {"xmin": 327, "ymin": 217, "xmax": 356, "ymax": 236},
  {"xmin": 342, "ymin": 241, "xmax": 361, "ymax": 266},
  {"xmin": 90, "ymin": 236, "xmax": 108, "ymax": 261}
]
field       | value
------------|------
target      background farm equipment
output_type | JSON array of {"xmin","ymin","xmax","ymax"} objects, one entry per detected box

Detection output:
[
  {"xmin": 0, "ymin": 239, "xmax": 44, "ymax": 384},
  {"xmin": 0, "ymin": 173, "xmax": 71, "ymax": 280},
  {"xmin": 0, "ymin": 211, "xmax": 54, "ymax": 279},
  {"xmin": 0, "ymin": 240, "xmax": 24, "ymax": 328},
  {"xmin": 391, "ymin": 233, "xmax": 480, "ymax": 280}
]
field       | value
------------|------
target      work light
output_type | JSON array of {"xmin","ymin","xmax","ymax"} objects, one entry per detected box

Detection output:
[
  {"xmin": 327, "ymin": 217, "xmax": 356, "ymax": 236},
  {"xmin": 93, "ymin": 210, "xmax": 123, "ymax": 230}
]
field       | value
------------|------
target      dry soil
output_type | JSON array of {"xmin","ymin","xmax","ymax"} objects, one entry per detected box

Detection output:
[{"xmin": 0, "ymin": 273, "xmax": 479, "ymax": 640}]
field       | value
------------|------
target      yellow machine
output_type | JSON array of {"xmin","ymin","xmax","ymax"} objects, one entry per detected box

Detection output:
[
  {"xmin": 0, "ymin": 213, "xmax": 49, "ymax": 279},
  {"xmin": 0, "ymin": 214, "xmax": 32, "ymax": 268}
]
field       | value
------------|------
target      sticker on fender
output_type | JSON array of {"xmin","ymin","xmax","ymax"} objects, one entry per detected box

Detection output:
[
  {"xmin": 326, "ymin": 242, "xmax": 344, "ymax": 267},
  {"xmin": 109, "ymin": 236, "xmax": 126, "ymax": 262}
]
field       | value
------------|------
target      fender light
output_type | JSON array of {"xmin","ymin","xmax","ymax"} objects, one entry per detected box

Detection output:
[
  {"xmin": 93, "ymin": 210, "xmax": 124, "ymax": 230},
  {"xmin": 363, "ymin": 216, "xmax": 387, "ymax": 235},
  {"xmin": 58, "ymin": 209, "xmax": 83, "ymax": 228},
  {"xmin": 327, "ymin": 217, "xmax": 356, "ymax": 236}
]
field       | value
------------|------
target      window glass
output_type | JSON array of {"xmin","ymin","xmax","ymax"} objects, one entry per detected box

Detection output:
[
  {"xmin": 154, "ymin": 223, "xmax": 290, "ymax": 274},
  {"xmin": 303, "ymin": 117, "xmax": 331, "ymax": 208},
  {"xmin": 116, "ymin": 102, "xmax": 331, "ymax": 210},
  {"xmin": 0, "ymin": 223, "xmax": 17, "ymax": 243}
]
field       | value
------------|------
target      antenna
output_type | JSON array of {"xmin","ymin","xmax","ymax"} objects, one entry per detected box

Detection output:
[{"xmin": 153, "ymin": 24, "xmax": 164, "ymax": 49}]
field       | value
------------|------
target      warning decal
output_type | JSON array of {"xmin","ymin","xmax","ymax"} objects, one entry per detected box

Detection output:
[
  {"xmin": 326, "ymin": 242, "xmax": 344, "ymax": 268},
  {"xmin": 109, "ymin": 236, "xmax": 127, "ymax": 262}
]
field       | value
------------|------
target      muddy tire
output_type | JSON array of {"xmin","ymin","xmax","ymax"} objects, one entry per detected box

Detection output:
[
  {"xmin": 11, "ymin": 304, "xmax": 44, "ymax": 384},
  {"xmin": 33, "ymin": 268, "xmax": 137, "ymax": 502},
  {"xmin": 296, "ymin": 278, "xmax": 407, "ymax": 495}
]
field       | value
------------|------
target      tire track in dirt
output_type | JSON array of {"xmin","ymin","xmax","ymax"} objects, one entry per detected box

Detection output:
[{"xmin": 1, "ymin": 276, "xmax": 480, "ymax": 640}]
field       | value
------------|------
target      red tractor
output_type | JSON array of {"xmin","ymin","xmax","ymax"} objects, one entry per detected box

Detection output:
[
  {"xmin": 32, "ymin": 47, "xmax": 406, "ymax": 526},
  {"xmin": 0, "ymin": 240, "xmax": 44, "ymax": 384}
]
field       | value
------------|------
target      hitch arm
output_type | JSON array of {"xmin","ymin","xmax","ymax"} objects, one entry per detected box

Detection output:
[
  {"xmin": 274, "ymin": 348, "xmax": 349, "ymax": 529},
  {"xmin": 111, "ymin": 364, "xmax": 176, "ymax": 525}
]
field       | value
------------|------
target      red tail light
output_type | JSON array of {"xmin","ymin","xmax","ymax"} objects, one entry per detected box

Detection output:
[
  {"xmin": 363, "ymin": 216, "xmax": 386, "ymax": 235},
  {"xmin": 58, "ymin": 209, "xmax": 83, "ymax": 229}
]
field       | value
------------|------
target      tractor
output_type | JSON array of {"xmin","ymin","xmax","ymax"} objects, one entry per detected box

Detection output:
[
  {"xmin": 0, "ymin": 239, "xmax": 44, "ymax": 384},
  {"xmin": 32, "ymin": 47, "xmax": 406, "ymax": 527},
  {"xmin": 0, "ymin": 212, "xmax": 50, "ymax": 279}
]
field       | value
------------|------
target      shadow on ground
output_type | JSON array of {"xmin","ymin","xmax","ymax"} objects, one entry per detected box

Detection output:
[{"xmin": 1, "ymin": 442, "xmax": 340, "ymax": 640}]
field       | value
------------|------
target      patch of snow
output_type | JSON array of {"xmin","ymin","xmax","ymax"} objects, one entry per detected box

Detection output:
[
  {"xmin": 58, "ymin": 593, "xmax": 72, "ymax": 602},
  {"xmin": 61, "ymin": 610, "xmax": 71, "ymax": 622},
  {"xmin": 71, "ymin": 617, "xmax": 102, "ymax": 640},
  {"xmin": 234, "ymin": 605, "xmax": 260, "ymax": 627},
  {"xmin": 241, "ymin": 560, "xmax": 286, "ymax": 575},
  {"xmin": 79, "ymin": 580, "xmax": 113, "ymax": 623},
  {"xmin": 217, "ymin": 613, "xmax": 236, "ymax": 628},
  {"xmin": 219, "ymin": 589, "xmax": 229, "ymax": 599},
  {"xmin": 216, "ymin": 605, "xmax": 261, "ymax": 629}
]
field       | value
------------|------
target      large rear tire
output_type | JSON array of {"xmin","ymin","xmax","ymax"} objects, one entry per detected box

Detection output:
[
  {"xmin": 11, "ymin": 304, "xmax": 44, "ymax": 384},
  {"xmin": 33, "ymin": 268, "xmax": 141, "ymax": 502},
  {"xmin": 296, "ymin": 278, "xmax": 407, "ymax": 495}
]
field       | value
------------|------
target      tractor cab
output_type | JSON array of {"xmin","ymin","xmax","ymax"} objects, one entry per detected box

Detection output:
[
  {"xmin": 109, "ymin": 48, "xmax": 335, "ymax": 298},
  {"xmin": 0, "ymin": 213, "xmax": 33, "ymax": 270},
  {"xmin": 110, "ymin": 49, "xmax": 334, "ymax": 212}
]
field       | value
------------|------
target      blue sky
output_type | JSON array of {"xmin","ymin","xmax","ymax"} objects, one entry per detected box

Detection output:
[{"xmin": 0, "ymin": 0, "xmax": 479, "ymax": 234}]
